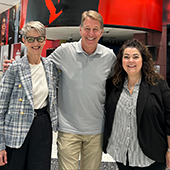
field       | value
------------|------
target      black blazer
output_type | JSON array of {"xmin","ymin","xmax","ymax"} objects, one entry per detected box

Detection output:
[{"xmin": 103, "ymin": 78, "xmax": 170, "ymax": 163}]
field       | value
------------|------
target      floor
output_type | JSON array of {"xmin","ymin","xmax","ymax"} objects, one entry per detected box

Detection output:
[
  {"xmin": 51, "ymin": 159, "xmax": 118, "ymax": 170},
  {"xmin": 51, "ymin": 132, "xmax": 118, "ymax": 170}
]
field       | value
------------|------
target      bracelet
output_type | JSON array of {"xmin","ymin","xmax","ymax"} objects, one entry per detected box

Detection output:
[{"xmin": 168, "ymin": 148, "xmax": 170, "ymax": 152}]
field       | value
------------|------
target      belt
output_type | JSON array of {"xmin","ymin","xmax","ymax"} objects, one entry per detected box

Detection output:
[{"xmin": 34, "ymin": 106, "xmax": 48, "ymax": 117}]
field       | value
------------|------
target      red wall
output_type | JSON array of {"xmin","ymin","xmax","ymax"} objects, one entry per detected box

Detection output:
[{"xmin": 98, "ymin": 0, "xmax": 163, "ymax": 32}]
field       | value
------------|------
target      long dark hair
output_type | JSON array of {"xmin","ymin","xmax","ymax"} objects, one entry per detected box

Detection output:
[{"xmin": 110, "ymin": 38, "xmax": 164, "ymax": 86}]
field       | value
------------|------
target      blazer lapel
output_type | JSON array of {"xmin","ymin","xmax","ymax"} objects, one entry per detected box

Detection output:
[
  {"xmin": 19, "ymin": 56, "xmax": 34, "ymax": 107},
  {"xmin": 105, "ymin": 85, "xmax": 122, "ymax": 140},
  {"xmin": 41, "ymin": 57, "xmax": 50, "ymax": 89},
  {"xmin": 136, "ymin": 79, "xmax": 149, "ymax": 126},
  {"xmin": 41, "ymin": 58, "xmax": 51, "ymax": 102}
]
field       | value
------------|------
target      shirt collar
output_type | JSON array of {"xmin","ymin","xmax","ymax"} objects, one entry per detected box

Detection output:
[
  {"xmin": 124, "ymin": 77, "xmax": 142, "ymax": 88},
  {"xmin": 75, "ymin": 39, "xmax": 102, "ymax": 56}
]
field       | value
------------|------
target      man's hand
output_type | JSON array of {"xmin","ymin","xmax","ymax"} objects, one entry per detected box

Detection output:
[
  {"xmin": 3, "ymin": 59, "xmax": 15, "ymax": 72},
  {"xmin": 0, "ymin": 150, "xmax": 7, "ymax": 166}
]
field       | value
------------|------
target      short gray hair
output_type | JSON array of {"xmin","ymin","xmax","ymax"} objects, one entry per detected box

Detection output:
[
  {"xmin": 20, "ymin": 21, "xmax": 46, "ymax": 39},
  {"xmin": 81, "ymin": 10, "xmax": 103, "ymax": 30}
]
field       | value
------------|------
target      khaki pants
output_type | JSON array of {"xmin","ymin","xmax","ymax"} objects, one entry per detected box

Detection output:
[{"xmin": 57, "ymin": 131, "xmax": 103, "ymax": 170}]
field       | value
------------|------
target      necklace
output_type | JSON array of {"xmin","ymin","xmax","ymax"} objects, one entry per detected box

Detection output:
[
  {"xmin": 129, "ymin": 86, "xmax": 133, "ymax": 89},
  {"xmin": 128, "ymin": 85, "xmax": 133, "ymax": 90},
  {"xmin": 128, "ymin": 78, "xmax": 141, "ymax": 90}
]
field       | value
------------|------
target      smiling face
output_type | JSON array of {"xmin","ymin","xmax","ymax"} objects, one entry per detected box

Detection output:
[
  {"xmin": 79, "ymin": 17, "xmax": 103, "ymax": 55},
  {"xmin": 122, "ymin": 47, "xmax": 143, "ymax": 78},
  {"xmin": 23, "ymin": 29, "xmax": 46, "ymax": 57}
]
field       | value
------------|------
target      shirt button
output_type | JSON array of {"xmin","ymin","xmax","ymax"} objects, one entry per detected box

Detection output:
[
  {"xmin": 20, "ymin": 112, "xmax": 24, "ymax": 115},
  {"xmin": 18, "ymin": 84, "xmax": 22, "ymax": 88},
  {"xmin": 19, "ymin": 98, "xmax": 23, "ymax": 101}
]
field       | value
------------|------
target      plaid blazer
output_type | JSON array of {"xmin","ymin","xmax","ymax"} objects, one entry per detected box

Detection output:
[{"xmin": 0, "ymin": 56, "xmax": 58, "ymax": 151}]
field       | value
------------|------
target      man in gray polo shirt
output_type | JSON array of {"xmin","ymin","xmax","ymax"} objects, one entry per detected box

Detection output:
[
  {"xmin": 3, "ymin": 10, "xmax": 116, "ymax": 170},
  {"xmin": 48, "ymin": 10, "xmax": 116, "ymax": 170}
]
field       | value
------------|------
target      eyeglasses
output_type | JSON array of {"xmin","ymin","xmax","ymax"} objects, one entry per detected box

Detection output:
[{"xmin": 25, "ymin": 36, "xmax": 45, "ymax": 43}]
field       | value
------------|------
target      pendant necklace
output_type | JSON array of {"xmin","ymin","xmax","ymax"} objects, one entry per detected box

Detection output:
[{"xmin": 129, "ymin": 86, "xmax": 132, "ymax": 89}]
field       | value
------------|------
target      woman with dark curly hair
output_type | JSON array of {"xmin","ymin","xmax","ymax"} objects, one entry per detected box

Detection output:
[{"xmin": 103, "ymin": 38, "xmax": 170, "ymax": 170}]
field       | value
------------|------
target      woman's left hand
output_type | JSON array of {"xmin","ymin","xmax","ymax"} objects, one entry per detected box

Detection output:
[{"xmin": 166, "ymin": 151, "xmax": 170, "ymax": 169}]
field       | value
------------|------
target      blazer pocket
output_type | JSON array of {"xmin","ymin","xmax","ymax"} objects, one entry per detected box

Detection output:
[{"xmin": 4, "ymin": 114, "xmax": 13, "ymax": 134}]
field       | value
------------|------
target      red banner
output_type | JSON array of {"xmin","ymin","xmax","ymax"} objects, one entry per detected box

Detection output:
[
  {"xmin": 20, "ymin": 0, "xmax": 163, "ymax": 32},
  {"xmin": 98, "ymin": 0, "xmax": 163, "ymax": 32}
]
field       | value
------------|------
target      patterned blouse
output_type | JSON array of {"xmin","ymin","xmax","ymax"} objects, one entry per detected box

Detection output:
[{"xmin": 107, "ymin": 79, "xmax": 155, "ymax": 167}]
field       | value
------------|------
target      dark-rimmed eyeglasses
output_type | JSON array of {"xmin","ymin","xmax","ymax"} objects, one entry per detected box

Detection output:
[{"xmin": 25, "ymin": 36, "xmax": 45, "ymax": 43}]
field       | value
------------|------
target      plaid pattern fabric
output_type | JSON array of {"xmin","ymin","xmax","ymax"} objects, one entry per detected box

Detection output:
[{"xmin": 0, "ymin": 56, "xmax": 58, "ymax": 151}]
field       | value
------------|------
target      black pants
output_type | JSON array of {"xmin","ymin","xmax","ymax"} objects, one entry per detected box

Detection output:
[
  {"xmin": 117, "ymin": 161, "xmax": 166, "ymax": 170},
  {"xmin": 0, "ymin": 110, "xmax": 52, "ymax": 170}
]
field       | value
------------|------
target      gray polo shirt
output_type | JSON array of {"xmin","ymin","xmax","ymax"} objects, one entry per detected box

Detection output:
[{"xmin": 49, "ymin": 39, "xmax": 116, "ymax": 135}]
